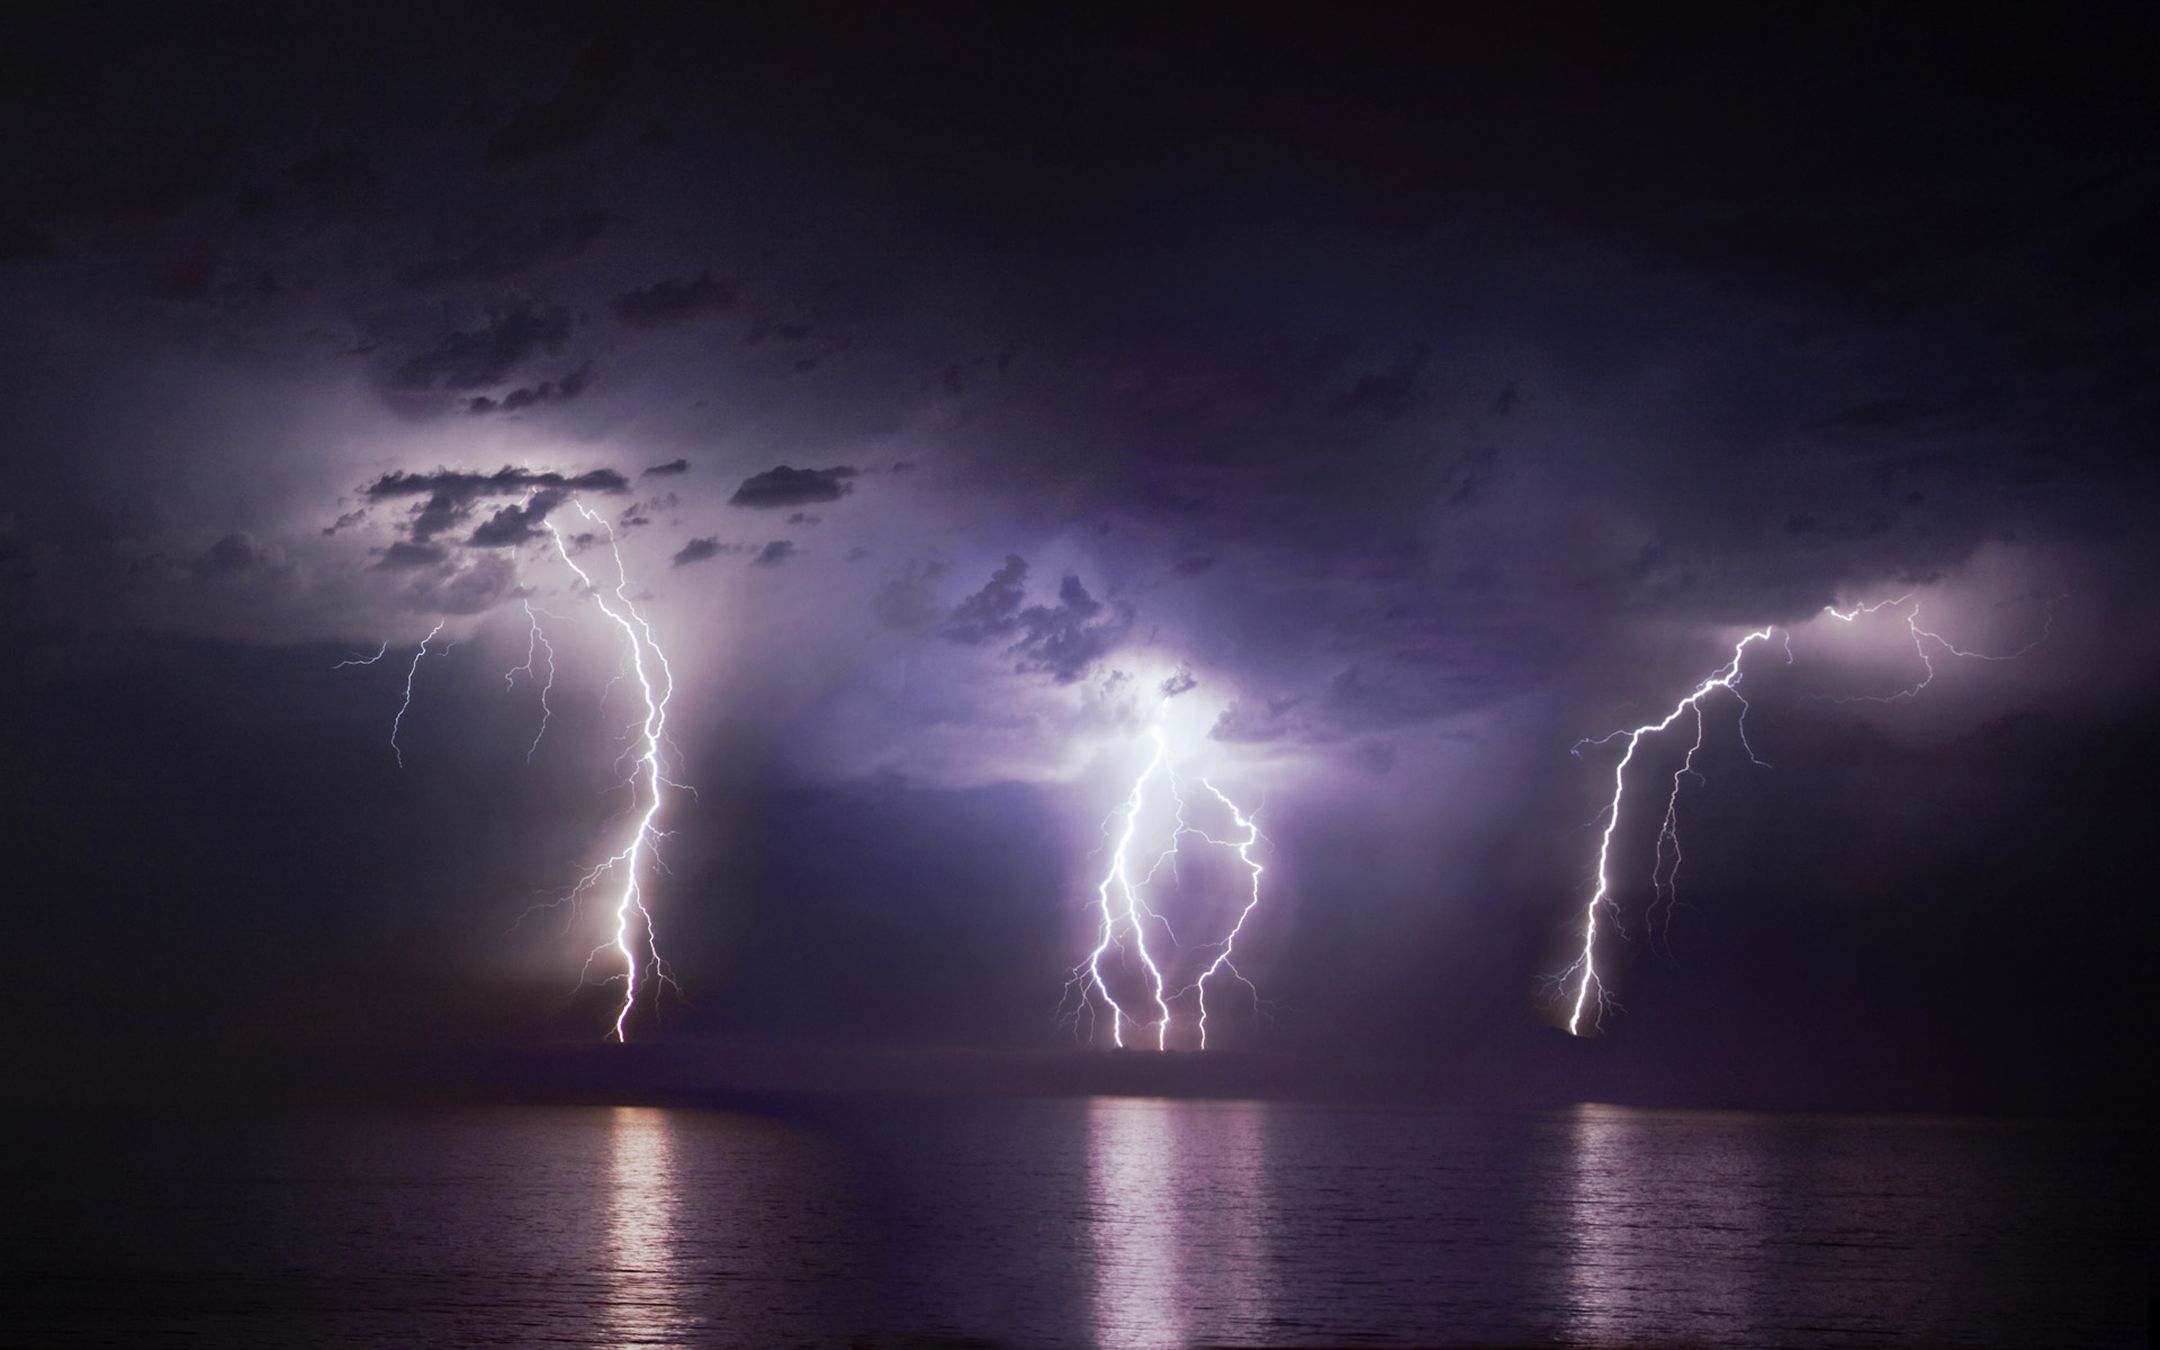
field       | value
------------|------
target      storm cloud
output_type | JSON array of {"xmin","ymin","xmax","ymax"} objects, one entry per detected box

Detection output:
[
  {"xmin": 390, "ymin": 304, "xmax": 574, "ymax": 391},
  {"xmin": 729, "ymin": 465, "xmax": 858, "ymax": 509}
]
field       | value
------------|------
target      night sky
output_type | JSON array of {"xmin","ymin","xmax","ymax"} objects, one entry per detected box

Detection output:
[{"xmin": 4, "ymin": 6, "xmax": 2154, "ymax": 1115}]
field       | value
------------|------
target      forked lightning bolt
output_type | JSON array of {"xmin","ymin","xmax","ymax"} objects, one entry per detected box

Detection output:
[
  {"xmin": 1187, "ymin": 778, "xmax": 1266, "ymax": 1050},
  {"xmin": 1823, "ymin": 593, "xmax": 2053, "ymax": 701},
  {"xmin": 358, "ymin": 621, "xmax": 443, "ymax": 769},
  {"xmin": 1559, "ymin": 594, "xmax": 2050, "ymax": 1034},
  {"xmin": 504, "ymin": 600, "xmax": 558, "ymax": 760},
  {"xmin": 543, "ymin": 501, "xmax": 682, "ymax": 1043},
  {"xmin": 337, "ymin": 490, "xmax": 687, "ymax": 1041},
  {"xmin": 1072, "ymin": 725, "xmax": 1175, "ymax": 1049},
  {"xmin": 1062, "ymin": 720, "xmax": 1271, "ymax": 1050},
  {"xmin": 1558, "ymin": 627, "xmax": 1780, "ymax": 1036}
]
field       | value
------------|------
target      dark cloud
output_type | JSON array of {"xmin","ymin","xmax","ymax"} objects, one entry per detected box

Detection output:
[
  {"xmin": 942, "ymin": 554, "xmax": 1029, "ymax": 644},
  {"xmin": 1160, "ymin": 667, "xmax": 1199, "ymax": 697},
  {"xmin": 362, "ymin": 466, "xmax": 629, "ymax": 543},
  {"xmin": 373, "ymin": 540, "xmax": 449, "ymax": 571},
  {"xmin": 613, "ymin": 271, "xmax": 737, "ymax": 327},
  {"xmin": 484, "ymin": 40, "xmax": 632, "ymax": 171},
  {"xmin": 465, "ymin": 489, "xmax": 566, "ymax": 547},
  {"xmin": 641, "ymin": 458, "xmax": 691, "ymax": 478},
  {"xmin": 465, "ymin": 363, "xmax": 592, "ymax": 415},
  {"xmin": 941, "ymin": 556, "xmax": 1128, "ymax": 681},
  {"xmin": 1011, "ymin": 574, "xmax": 1128, "ymax": 682},
  {"xmin": 390, "ymin": 304, "xmax": 573, "ymax": 392},
  {"xmin": 729, "ymin": 464, "xmax": 859, "ymax": 509},
  {"xmin": 753, "ymin": 540, "xmax": 797, "ymax": 567},
  {"xmin": 671, "ymin": 536, "xmax": 736, "ymax": 568}
]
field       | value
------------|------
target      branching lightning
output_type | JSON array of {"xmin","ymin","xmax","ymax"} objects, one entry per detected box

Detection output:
[
  {"xmin": 1073, "ymin": 725, "xmax": 1175, "ymax": 1050},
  {"xmin": 504, "ymin": 600, "xmax": 559, "ymax": 760},
  {"xmin": 1061, "ymin": 717, "xmax": 1272, "ymax": 1051},
  {"xmin": 542, "ymin": 501, "xmax": 683, "ymax": 1043},
  {"xmin": 337, "ymin": 489, "xmax": 689, "ymax": 1042},
  {"xmin": 1557, "ymin": 594, "xmax": 2051, "ymax": 1035},
  {"xmin": 1823, "ymin": 593, "xmax": 2054, "ymax": 702},
  {"xmin": 1187, "ymin": 778, "xmax": 1267, "ymax": 1051},
  {"xmin": 1557, "ymin": 627, "xmax": 1779, "ymax": 1036}
]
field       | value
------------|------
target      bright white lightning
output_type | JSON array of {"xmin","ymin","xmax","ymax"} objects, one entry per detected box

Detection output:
[
  {"xmin": 542, "ymin": 501, "xmax": 681, "ymax": 1043},
  {"xmin": 387, "ymin": 621, "xmax": 447, "ymax": 769},
  {"xmin": 1560, "ymin": 627, "xmax": 1780, "ymax": 1036},
  {"xmin": 1073, "ymin": 725, "xmax": 1176, "ymax": 1049},
  {"xmin": 1559, "ymin": 595, "xmax": 2051, "ymax": 1035},
  {"xmin": 1186, "ymin": 778, "xmax": 1266, "ymax": 1051},
  {"xmin": 1062, "ymin": 721, "xmax": 1272, "ymax": 1051}
]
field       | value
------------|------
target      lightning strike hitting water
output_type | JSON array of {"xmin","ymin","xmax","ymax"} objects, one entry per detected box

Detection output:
[
  {"xmin": 1061, "ymin": 720, "xmax": 1272, "ymax": 1050},
  {"xmin": 542, "ymin": 502, "xmax": 682, "ymax": 1043},
  {"xmin": 1558, "ymin": 596, "xmax": 2051, "ymax": 1034}
]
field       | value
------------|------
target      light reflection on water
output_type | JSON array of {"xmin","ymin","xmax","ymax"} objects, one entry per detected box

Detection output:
[
  {"xmin": 0, "ymin": 1098, "xmax": 2143, "ymax": 1347},
  {"xmin": 603, "ymin": 1106, "xmax": 688, "ymax": 1348},
  {"xmin": 1083, "ymin": 1097, "xmax": 1269, "ymax": 1349},
  {"xmin": 1563, "ymin": 1102, "xmax": 1769, "ymax": 1346}
]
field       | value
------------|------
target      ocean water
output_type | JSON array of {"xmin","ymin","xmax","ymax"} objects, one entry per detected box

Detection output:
[{"xmin": 0, "ymin": 1098, "xmax": 2145, "ymax": 1347}]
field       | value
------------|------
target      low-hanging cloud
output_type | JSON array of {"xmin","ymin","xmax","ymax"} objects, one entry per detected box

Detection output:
[{"xmin": 729, "ymin": 464, "xmax": 858, "ymax": 509}]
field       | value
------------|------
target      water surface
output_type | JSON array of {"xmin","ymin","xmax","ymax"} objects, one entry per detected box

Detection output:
[{"xmin": 0, "ymin": 1099, "xmax": 2144, "ymax": 1346}]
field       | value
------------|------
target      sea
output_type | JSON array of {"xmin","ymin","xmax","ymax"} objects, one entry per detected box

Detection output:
[{"xmin": 0, "ymin": 1098, "xmax": 2146, "ymax": 1347}]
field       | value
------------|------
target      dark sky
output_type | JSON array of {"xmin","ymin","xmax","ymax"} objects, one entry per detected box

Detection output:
[{"xmin": 3, "ymin": 5, "xmax": 2154, "ymax": 1113}]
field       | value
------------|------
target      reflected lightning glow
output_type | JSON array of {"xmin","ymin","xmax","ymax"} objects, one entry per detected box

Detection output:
[
  {"xmin": 544, "ymin": 501, "xmax": 681, "ymax": 1043},
  {"xmin": 1063, "ymin": 719, "xmax": 1271, "ymax": 1050},
  {"xmin": 1559, "ymin": 594, "xmax": 2050, "ymax": 1034}
]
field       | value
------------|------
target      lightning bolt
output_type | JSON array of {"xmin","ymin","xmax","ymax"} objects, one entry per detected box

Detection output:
[
  {"xmin": 542, "ymin": 501, "xmax": 682, "ymax": 1043},
  {"xmin": 1559, "ymin": 594, "xmax": 2052, "ymax": 1034},
  {"xmin": 1823, "ymin": 593, "xmax": 2054, "ymax": 701},
  {"xmin": 1560, "ymin": 627, "xmax": 1781, "ymax": 1036},
  {"xmin": 350, "ymin": 621, "xmax": 450, "ymax": 770},
  {"xmin": 504, "ymin": 600, "xmax": 558, "ymax": 760},
  {"xmin": 1061, "ymin": 720, "xmax": 1272, "ymax": 1050},
  {"xmin": 1070, "ymin": 724, "xmax": 1176, "ymax": 1049},
  {"xmin": 1186, "ymin": 778, "xmax": 1266, "ymax": 1051},
  {"xmin": 332, "ymin": 640, "xmax": 389, "ymax": 669}
]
